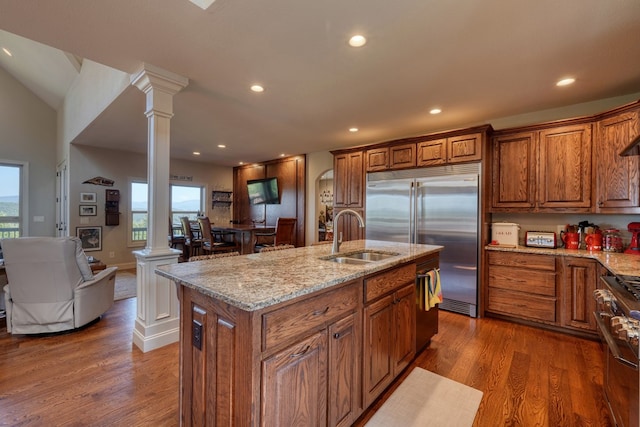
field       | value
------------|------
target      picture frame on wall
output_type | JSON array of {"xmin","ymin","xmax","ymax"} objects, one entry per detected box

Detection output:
[
  {"xmin": 80, "ymin": 192, "xmax": 97, "ymax": 203},
  {"xmin": 79, "ymin": 205, "xmax": 97, "ymax": 216},
  {"xmin": 76, "ymin": 226, "xmax": 102, "ymax": 252}
]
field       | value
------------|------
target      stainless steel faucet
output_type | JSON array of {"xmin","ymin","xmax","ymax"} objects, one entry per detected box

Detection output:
[{"xmin": 332, "ymin": 209, "xmax": 365, "ymax": 254}]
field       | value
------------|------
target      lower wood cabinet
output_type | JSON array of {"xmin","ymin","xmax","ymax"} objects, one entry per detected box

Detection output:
[
  {"xmin": 363, "ymin": 282, "xmax": 416, "ymax": 407},
  {"xmin": 561, "ymin": 257, "xmax": 597, "ymax": 332},
  {"xmin": 486, "ymin": 251, "xmax": 599, "ymax": 335},
  {"xmin": 262, "ymin": 330, "xmax": 329, "ymax": 426}
]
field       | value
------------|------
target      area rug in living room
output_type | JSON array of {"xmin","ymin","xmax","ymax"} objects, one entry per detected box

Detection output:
[
  {"xmin": 365, "ymin": 367, "xmax": 483, "ymax": 427},
  {"xmin": 114, "ymin": 269, "xmax": 137, "ymax": 301}
]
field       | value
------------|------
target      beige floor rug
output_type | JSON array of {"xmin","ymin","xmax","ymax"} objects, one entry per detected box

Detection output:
[
  {"xmin": 365, "ymin": 367, "xmax": 482, "ymax": 427},
  {"xmin": 114, "ymin": 269, "xmax": 137, "ymax": 301}
]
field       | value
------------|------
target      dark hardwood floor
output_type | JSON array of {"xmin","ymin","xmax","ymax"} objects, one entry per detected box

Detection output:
[{"xmin": 0, "ymin": 300, "xmax": 612, "ymax": 426}]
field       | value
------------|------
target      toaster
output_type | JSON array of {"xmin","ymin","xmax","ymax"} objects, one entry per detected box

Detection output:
[{"xmin": 525, "ymin": 231, "xmax": 557, "ymax": 248}]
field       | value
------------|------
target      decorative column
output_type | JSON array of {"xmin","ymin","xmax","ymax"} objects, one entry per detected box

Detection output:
[{"xmin": 130, "ymin": 64, "xmax": 188, "ymax": 352}]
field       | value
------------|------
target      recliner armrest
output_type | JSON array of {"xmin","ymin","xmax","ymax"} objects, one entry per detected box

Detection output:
[{"xmin": 76, "ymin": 266, "xmax": 118, "ymax": 289}]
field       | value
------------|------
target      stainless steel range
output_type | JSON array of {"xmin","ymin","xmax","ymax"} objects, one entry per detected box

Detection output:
[{"xmin": 595, "ymin": 274, "xmax": 640, "ymax": 427}]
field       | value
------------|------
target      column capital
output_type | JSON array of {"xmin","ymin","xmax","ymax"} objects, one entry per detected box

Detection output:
[{"xmin": 131, "ymin": 63, "xmax": 189, "ymax": 96}]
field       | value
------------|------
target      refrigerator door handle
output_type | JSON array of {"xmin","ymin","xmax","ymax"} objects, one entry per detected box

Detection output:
[{"xmin": 411, "ymin": 181, "xmax": 418, "ymax": 243}]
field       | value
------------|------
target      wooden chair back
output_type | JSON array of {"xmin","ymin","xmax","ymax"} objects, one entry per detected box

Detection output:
[{"xmin": 274, "ymin": 217, "xmax": 297, "ymax": 246}]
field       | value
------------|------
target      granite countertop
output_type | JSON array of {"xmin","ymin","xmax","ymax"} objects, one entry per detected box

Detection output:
[
  {"xmin": 156, "ymin": 240, "xmax": 443, "ymax": 312},
  {"xmin": 486, "ymin": 244, "xmax": 640, "ymax": 276}
]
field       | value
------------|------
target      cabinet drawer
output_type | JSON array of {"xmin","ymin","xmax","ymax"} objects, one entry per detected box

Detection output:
[
  {"xmin": 489, "ymin": 265, "xmax": 556, "ymax": 297},
  {"xmin": 365, "ymin": 263, "xmax": 415, "ymax": 303},
  {"xmin": 488, "ymin": 251, "xmax": 555, "ymax": 271},
  {"xmin": 487, "ymin": 287, "xmax": 556, "ymax": 323},
  {"xmin": 262, "ymin": 283, "xmax": 359, "ymax": 351}
]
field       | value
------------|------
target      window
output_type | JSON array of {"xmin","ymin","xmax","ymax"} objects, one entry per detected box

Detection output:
[
  {"xmin": 171, "ymin": 185, "xmax": 204, "ymax": 228},
  {"xmin": 0, "ymin": 162, "xmax": 26, "ymax": 239},
  {"xmin": 130, "ymin": 181, "xmax": 148, "ymax": 244},
  {"xmin": 129, "ymin": 181, "xmax": 205, "ymax": 244}
]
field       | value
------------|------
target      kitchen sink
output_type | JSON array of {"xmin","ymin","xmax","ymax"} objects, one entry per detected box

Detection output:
[{"xmin": 321, "ymin": 250, "xmax": 400, "ymax": 264}]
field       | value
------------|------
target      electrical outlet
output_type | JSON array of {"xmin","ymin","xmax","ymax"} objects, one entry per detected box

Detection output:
[{"xmin": 109, "ymin": 251, "xmax": 115, "ymax": 258}]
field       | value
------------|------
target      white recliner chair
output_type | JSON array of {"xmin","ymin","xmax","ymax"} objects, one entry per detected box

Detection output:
[{"xmin": 1, "ymin": 237, "xmax": 118, "ymax": 334}]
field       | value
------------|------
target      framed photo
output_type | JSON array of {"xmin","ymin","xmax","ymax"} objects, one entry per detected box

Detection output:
[
  {"xmin": 76, "ymin": 226, "xmax": 102, "ymax": 252},
  {"xmin": 79, "ymin": 205, "xmax": 97, "ymax": 216},
  {"xmin": 80, "ymin": 192, "xmax": 97, "ymax": 203}
]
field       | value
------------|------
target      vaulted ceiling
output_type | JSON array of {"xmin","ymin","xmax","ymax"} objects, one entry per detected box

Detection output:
[{"xmin": 1, "ymin": 1, "xmax": 639, "ymax": 166}]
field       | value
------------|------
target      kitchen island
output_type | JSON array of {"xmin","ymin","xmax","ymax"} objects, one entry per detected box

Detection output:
[{"xmin": 156, "ymin": 239, "xmax": 442, "ymax": 426}]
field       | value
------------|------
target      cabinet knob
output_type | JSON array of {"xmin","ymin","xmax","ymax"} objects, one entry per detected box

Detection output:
[{"xmin": 333, "ymin": 333, "xmax": 340, "ymax": 339}]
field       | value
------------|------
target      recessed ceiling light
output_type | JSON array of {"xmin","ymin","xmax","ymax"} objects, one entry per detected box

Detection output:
[
  {"xmin": 280, "ymin": 153, "xmax": 286, "ymax": 157},
  {"xmin": 349, "ymin": 127, "xmax": 359, "ymax": 133},
  {"xmin": 192, "ymin": 151, "xmax": 201, "ymax": 156},
  {"xmin": 217, "ymin": 144, "xmax": 226, "ymax": 148},
  {"xmin": 349, "ymin": 35, "xmax": 367, "ymax": 47},
  {"xmin": 239, "ymin": 161, "xmax": 244, "ymax": 165},
  {"xmin": 556, "ymin": 77, "xmax": 576, "ymax": 87},
  {"xmin": 430, "ymin": 108, "xmax": 442, "ymax": 115},
  {"xmin": 2, "ymin": 47, "xmax": 12, "ymax": 57},
  {"xmin": 251, "ymin": 84, "xmax": 264, "ymax": 93}
]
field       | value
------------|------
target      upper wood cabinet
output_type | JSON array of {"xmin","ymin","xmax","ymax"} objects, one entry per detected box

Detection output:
[
  {"xmin": 595, "ymin": 108, "xmax": 640, "ymax": 213},
  {"xmin": 333, "ymin": 150, "xmax": 364, "ymax": 208},
  {"xmin": 491, "ymin": 131, "xmax": 536, "ymax": 209},
  {"xmin": 491, "ymin": 123, "xmax": 592, "ymax": 212},
  {"xmin": 365, "ymin": 143, "xmax": 416, "ymax": 172},
  {"xmin": 417, "ymin": 132, "xmax": 482, "ymax": 167}
]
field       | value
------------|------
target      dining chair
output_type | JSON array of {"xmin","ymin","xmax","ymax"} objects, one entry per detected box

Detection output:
[
  {"xmin": 168, "ymin": 217, "xmax": 185, "ymax": 250},
  {"xmin": 180, "ymin": 216, "xmax": 202, "ymax": 259},
  {"xmin": 254, "ymin": 217, "xmax": 296, "ymax": 252},
  {"xmin": 197, "ymin": 217, "xmax": 239, "ymax": 255}
]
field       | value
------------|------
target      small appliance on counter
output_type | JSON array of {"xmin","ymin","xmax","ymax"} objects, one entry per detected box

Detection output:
[
  {"xmin": 625, "ymin": 222, "xmax": 640, "ymax": 255},
  {"xmin": 525, "ymin": 231, "xmax": 557, "ymax": 248}
]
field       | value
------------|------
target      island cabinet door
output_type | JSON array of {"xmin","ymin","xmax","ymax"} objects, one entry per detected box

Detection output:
[
  {"xmin": 362, "ymin": 293, "xmax": 395, "ymax": 408},
  {"xmin": 328, "ymin": 313, "xmax": 361, "ymax": 427},
  {"xmin": 261, "ymin": 331, "xmax": 328, "ymax": 427},
  {"xmin": 393, "ymin": 283, "xmax": 417, "ymax": 375}
]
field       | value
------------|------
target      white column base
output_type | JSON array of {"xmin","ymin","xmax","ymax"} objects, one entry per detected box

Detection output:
[{"xmin": 132, "ymin": 248, "xmax": 181, "ymax": 352}]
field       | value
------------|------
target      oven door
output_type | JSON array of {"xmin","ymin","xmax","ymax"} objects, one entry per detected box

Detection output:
[{"xmin": 594, "ymin": 312, "xmax": 639, "ymax": 427}]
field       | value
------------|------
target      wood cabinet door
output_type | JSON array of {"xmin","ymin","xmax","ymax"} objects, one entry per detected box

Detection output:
[
  {"xmin": 538, "ymin": 124, "xmax": 592, "ymax": 210},
  {"xmin": 417, "ymin": 138, "xmax": 447, "ymax": 166},
  {"xmin": 328, "ymin": 313, "xmax": 360, "ymax": 427},
  {"xmin": 389, "ymin": 143, "xmax": 416, "ymax": 169},
  {"xmin": 595, "ymin": 111, "xmax": 640, "ymax": 212},
  {"xmin": 362, "ymin": 294, "xmax": 395, "ymax": 407},
  {"xmin": 366, "ymin": 148, "xmax": 389, "ymax": 172},
  {"xmin": 334, "ymin": 208, "xmax": 365, "ymax": 242},
  {"xmin": 262, "ymin": 331, "xmax": 328, "ymax": 427},
  {"xmin": 491, "ymin": 132, "xmax": 536, "ymax": 209},
  {"xmin": 392, "ymin": 283, "xmax": 416, "ymax": 376},
  {"xmin": 448, "ymin": 133, "xmax": 482, "ymax": 163},
  {"xmin": 335, "ymin": 151, "xmax": 364, "ymax": 208},
  {"xmin": 562, "ymin": 257, "xmax": 597, "ymax": 332}
]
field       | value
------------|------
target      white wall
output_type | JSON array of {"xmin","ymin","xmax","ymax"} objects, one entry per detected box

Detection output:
[
  {"xmin": 70, "ymin": 145, "xmax": 233, "ymax": 267},
  {"xmin": 0, "ymin": 66, "xmax": 57, "ymax": 236}
]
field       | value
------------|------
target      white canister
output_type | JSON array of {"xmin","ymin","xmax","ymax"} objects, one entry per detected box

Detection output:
[{"xmin": 491, "ymin": 223, "xmax": 520, "ymax": 247}]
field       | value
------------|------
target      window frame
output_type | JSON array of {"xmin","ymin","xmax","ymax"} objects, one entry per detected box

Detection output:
[
  {"xmin": 128, "ymin": 178, "xmax": 148, "ymax": 247},
  {"xmin": 0, "ymin": 160, "xmax": 28, "ymax": 238}
]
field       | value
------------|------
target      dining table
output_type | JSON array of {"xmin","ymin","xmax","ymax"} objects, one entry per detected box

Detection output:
[{"xmin": 211, "ymin": 224, "xmax": 276, "ymax": 254}]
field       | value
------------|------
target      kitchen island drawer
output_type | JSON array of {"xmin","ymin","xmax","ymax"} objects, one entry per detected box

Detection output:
[
  {"xmin": 262, "ymin": 281, "xmax": 359, "ymax": 351},
  {"xmin": 487, "ymin": 287, "xmax": 557, "ymax": 323},
  {"xmin": 364, "ymin": 263, "xmax": 415, "ymax": 303}
]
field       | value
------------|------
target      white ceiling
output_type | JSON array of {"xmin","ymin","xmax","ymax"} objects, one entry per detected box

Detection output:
[{"xmin": 1, "ymin": 0, "xmax": 640, "ymax": 166}]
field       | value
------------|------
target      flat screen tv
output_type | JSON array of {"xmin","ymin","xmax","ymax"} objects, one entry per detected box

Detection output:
[{"xmin": 247, "ymin": 177, "xmax": 280, "ymax": 205}]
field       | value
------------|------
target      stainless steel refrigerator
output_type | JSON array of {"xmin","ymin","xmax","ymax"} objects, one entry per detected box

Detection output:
[{"xmin": 366, "ymin": 163, "xmax": 480, "ymax": 317}]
